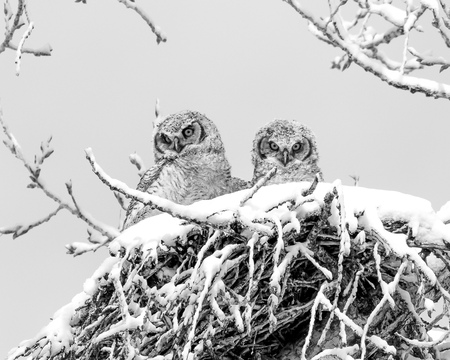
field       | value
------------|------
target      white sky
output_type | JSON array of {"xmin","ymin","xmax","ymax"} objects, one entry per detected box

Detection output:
[{"xmin": 1, "ymin": 0, "xmax": 450, "ymax": 356}]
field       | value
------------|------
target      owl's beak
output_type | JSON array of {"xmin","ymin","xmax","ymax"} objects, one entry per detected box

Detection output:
[
  {"xmin": 278, "ymin": 149, "xmax": 291, "ymax": 166},
  {"xmin": 173, "ymin": 137, "xmax": 184, "ymax": 153}
]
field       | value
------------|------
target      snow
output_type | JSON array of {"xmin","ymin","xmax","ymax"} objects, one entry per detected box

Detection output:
[
  {"xmin": 128, "ymin": 152, "xmax": 146, "ymax": 175},
  {"xmin": 426, "ymin": 252, "xmax": 446, "ymax": 273},
  {"xmin": 111, "ymin": 213, "xmax": 196, "ymax": 256},
  {"xmin": 270, "ymin": 241, "xmax": 306, "ymax": 294},
  {"xmin": 369, "ymin": 4, "xmax": 407, "ymax": 27},
  {"xmin": 7, "ymin": 292, "xmax": 89, "ymax": 360},
  {"xmin": 359, "ymin": 206, "xmax": 437, "ymax": 284},
  {"xmin": 318, "ymin": 292, "xmax": 396, "ymax": 355},
  {"xmin": 310, "ymin": 344, "xmax": 359, "ymax": 360},
  {"xmin": 420, "ymin": 0, "xmax": 439, "ymax": 11},
  {"xmin": 437, "ymin": 201, "xmax": 450, "ymax": 224},
  {"xmin": 424, "ymin": 298, "xmax": 435, "ymax": 312},
  {"xmin": 8, "ymin": 179, "xmax": 450, "ymax": 359}
]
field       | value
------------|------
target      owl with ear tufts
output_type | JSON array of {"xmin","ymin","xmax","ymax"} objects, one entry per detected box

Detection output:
[
  {"xmin": 251, "ymin": 119, "xmax": 323, "ymax": 185},
  {"xmin": 123, "ymin": 110, "xmax": 248, "ymax": 229}
]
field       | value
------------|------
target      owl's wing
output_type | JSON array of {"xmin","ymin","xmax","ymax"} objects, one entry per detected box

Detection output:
[{"xmin": 122, "ymin": 157, "xmax": 172, "ymax": 230}]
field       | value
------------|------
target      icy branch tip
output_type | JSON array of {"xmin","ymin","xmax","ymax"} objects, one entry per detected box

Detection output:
[
  {"xmin": 85, "ymin": 148, "xmax": 97, "ymax": 165},
  {"xmin": 155, "ymin": 98, "xmax": 160, "ymax": 118}
]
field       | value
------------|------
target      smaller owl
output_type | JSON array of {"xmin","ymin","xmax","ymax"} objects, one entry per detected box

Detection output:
[
  {"xmin": 251, "ymin": 119, "xmax": 323, "ymax": 185},
  {"xmin": 123, "ymin": 110, "xmax": 248, "ymax": 229}
]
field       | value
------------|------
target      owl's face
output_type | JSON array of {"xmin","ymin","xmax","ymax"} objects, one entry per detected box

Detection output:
[
  {"xmin": 153, "ymin": 110, "xmax": 224, "ymax": 161},
  {"xmin": 257, "ymin": 133, "xmax": 312, "ymax": 168},
  {"xmin": 155, "ymin": 120, "xmax": 205, "ymax": 156},
  {"xmin": 252, "ymin": 119, "xmax": 322, "ymax": 184}
]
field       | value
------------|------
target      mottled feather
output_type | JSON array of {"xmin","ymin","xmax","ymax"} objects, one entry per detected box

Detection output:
[
  {"xmin": 252, "ymin": 119, "xmax": 323, "ymax": 185},
  {"xmin": 123, "ymin": 110, "xmax": 248, "ymax": 229}
]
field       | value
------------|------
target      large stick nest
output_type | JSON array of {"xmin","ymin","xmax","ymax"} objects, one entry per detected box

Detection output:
[{"xmin": 7, "ymin": 180, "xmax": 450, "ymax": 360}]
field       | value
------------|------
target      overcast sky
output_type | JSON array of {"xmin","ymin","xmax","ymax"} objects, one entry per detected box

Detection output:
[{"xmin": 1, "ymin": 0, "xmax": 450, "ymax": 357}]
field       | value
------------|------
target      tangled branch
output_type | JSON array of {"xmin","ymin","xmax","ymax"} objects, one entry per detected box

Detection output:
[
  {"xmin": 1, "ymin": 0, "xmax": 165, "ymax": 73},
  {"xmin": 0, "ymin": 104, "xmax": 119, "ymax": 254},
  {"xmin": 6, "ymin": 166, "xmax": 450, "ymax": 359},
  {"xmin": 283, "ymin": 0, "xmax": 450, "ymax": 100},
  {"xmin": 1, "ymin": 0, "xmax": 52, "ymax": 74}
]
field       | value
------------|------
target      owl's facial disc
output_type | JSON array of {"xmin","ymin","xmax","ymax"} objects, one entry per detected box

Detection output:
[
  {"xmin": 155, "ymin": 134, "xmax": 185, "ymax": 153},
  {"xmin": 155, "ymin": 120, "xmax": 206, "ymax": 156},
  {"xmin": 258, "ymin": 137, "xmax": 312, "ymax": 167},
  {"xmin": 293, "ymin": 138, "xmax": 312, "ymax": 161}
]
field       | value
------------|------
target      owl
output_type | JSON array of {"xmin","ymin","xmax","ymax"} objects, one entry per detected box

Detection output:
[
  {"xmin": 251, "ymin": 119, "xmax": 323, "ymax": 185},
  {"xmin": 123, "ymin": 110, "xmax": 248, "ymax": 229}
]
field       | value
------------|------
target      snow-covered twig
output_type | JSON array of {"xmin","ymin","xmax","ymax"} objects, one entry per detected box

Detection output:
[
  {"xmin": 0, "ymin": 0, "xmax": 25, "ymax": 55},
  {"xmin": 301, "ymin": 281, "xmax": 332, "ymax": 360},
  {"xmin": 86, "ymin": 147, "xmax": 221, "ymax": 228},
  {"xmin": 318, "ymin": 292, "xmax": 397, "ymax": 355},
  {"xmin": 310, "ymin": 345, "xmax": 359, "ymax": 360},
  {"xmin": 306, "ymin": 188, "xmax": 335, "ymax": 243},
  {"xmin": 116, "ymin": 0, "xmax": 167, "ymax": 44},
  {"xmin": 128, "ymin": 152, "xmax": 147, "ymax": 177},
  {"xmin": 2, "ymin": 0, "xmax": 165, "ymax": 70},
  {"xmin": 397, "ymin": 288, "xmax": 429, "ymax": 340},
  {"xmin": 0, "ymin": 105, "xmax": 119, "ymax": 251},
  {"xmin": 89, "ymin": 147, "xmax": 272, "ymax": 237},
  {"xmin": 94, "ymin": 266, "xmax": 144, "ymax": 343},
  {"xmin": 15, "ymin": 20, "xmax": 34, "ymax": 75},
  {"xmin": 0, "ymin": 205, "xmax": 63, "ymax": 239},
  {"xmin": 360, "ymin": 257, "xmax": 408, "ymax": 358},
  {"xmin": 396, "ymin": 328, "xmax": 450, "ymax": 348},
  {"xmin": 318, "ymin": 183, "xmax": 349, "ymax": 345},
  {"xmin": 1, "ymin": 0, "xmax": 51, "ymax": 65},
  {"xmin": 340, "ymin": 264, "xmax": 364, "ymax": 345},
  {"xmin": 282, "ymin": 0, "xmax": 450, "ymax": 100},
  {"xmin": 240, "ymin": 167, "xmax": 277, "ymax": 206},
  {"xmin": 301, "ymin": 173, "xmax": 320, "ymax": 196}
]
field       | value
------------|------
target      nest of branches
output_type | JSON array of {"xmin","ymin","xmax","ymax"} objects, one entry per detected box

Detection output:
[{"xmin": 8, "ymin": 175, "xmax": 450, "ymax": 360}]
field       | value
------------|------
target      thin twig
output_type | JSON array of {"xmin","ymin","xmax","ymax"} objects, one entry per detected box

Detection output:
[
  {"xmin": 240, "ymin": 167, "xmax": 277, "ymax": 207},
  {"xmin": 0, "ymin": 205, "xmax": 63, "ymax": 238},
  {"xmin": 116, "ymin": 0, "xmax": 167, "ymax": 44},
  {"xmin": 0, "ymin": 105, "xmax": 119, "ymax": 247},
  {"xmin": 283, "ymin": 0, "xmax": 450, "ymax": 100},
  {"xmin": 87, "ymin": 149, "xmax": 210, "ymax": 224}
]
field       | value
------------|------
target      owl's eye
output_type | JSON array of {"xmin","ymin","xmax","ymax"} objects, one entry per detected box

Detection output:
[
  {"xmin": 161, "ymin": 134, "xmax": 171, "ymax": 144},
  {"xmin": 182, "ymin": 127, "xmax": 194, "ymax": 138},
  {"xmin": 292, "ymin": 142, "xmax": 302, "ymax": 152},
  {"xmin": 269, "ymin": 142, "xmax": 279, "ymax": 151}
]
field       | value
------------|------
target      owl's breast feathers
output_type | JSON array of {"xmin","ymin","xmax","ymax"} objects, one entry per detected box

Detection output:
[
  {"xmin": 165, "ymin": 150, "xmax": 234, "ymax": 204},
  {"xmin": 253, "ymin": 158, "xmax": 322, "ymax": 185},
  {"xmin": 123, "ymin": 150, "xmax": 240, "ymax": 229}
]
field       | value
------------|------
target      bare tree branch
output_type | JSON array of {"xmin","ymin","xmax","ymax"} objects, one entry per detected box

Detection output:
[
  {"xmin": 0, "ymin": 103, "xmax": 119, "ymax": 252},
  {"xmin": 0, "ymin": 205, "xmax": 63, "ymax": 239},
  {"xmin": 283, "ymin": 0, "xmax": 450, "ymax": 100},
  {"xmin": 115, "ymin": 0, "xmax": 167, "ymax": 44},
  {"xmin": 1, "ymin": 0, "xmax": 52, "ymax": 69}
]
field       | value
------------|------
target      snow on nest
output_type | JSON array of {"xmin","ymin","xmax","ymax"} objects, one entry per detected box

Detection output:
[
  {"xmin": 105, "ymin": 180, "xmax": 449, "ymax": 294},
  {"xmin": 7, "ymin": 180, "xmax": 450, "ymax": 360},
  {"xmin": 107, "ymin": 180, "xmax": 449, "ymax": 287},
  {"xmin": 117, "ymin": 181, "xmax": 447, "ymax": 240}
]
